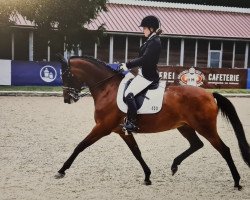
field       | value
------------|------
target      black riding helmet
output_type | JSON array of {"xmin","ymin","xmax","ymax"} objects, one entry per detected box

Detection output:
[{"xmin": 139, "ymin": 15, "xmax": 160, "ymax": 31}]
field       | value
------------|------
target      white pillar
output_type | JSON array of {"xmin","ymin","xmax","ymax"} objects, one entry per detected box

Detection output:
[
  {"xmin": 29, "ymin": 31, "xmax": 34, "ymax": 61},
  {"xmin": 207, "ymin": 41, "xmax": 211, "ymax": 67},
  {"xmin": 78, "ymin": 44, "xmax": 82, "ymax": 56},
  {"xmin": 140, "ymin": 37, "xmax": 142, "ymax": 46},
  {"xmin": 194, "ymin": 39, "xmax": 198, "ymax": 67},
  {"xmin": 94, "ymin": 42, "xmax": 97, "ymax": 59},
  {"xmin": 47, "ymin": 41, "xmax": 50, "ymax": 61},
  {"xmin": 109, "ymin": 35, "xmax": 114, "ymax": 63},
  {"xmin": 64, "ymin": 36, "xmax": 67, "ymax": 58},
  {"xmin": 232, "ymin": 42, "xmax": 236, "ymax": 68},
  {"xmin": 167, "ymin": 38, "xmax": 170, "ymax": 65},
  {"xmin": 79, "ymin": 49, "xmax": 82, "ymax": 56},
  {"xmin": 125, "ymin": 36, "xmax": 128, "ymax": 62},
  {"xmin": 11, "ymin": 33, "xmax": 15, "ymax": 60},
  {"xmin": 244, "ymin": 42, "xmax": 249, "ymax": 69},
  {"xmin": 180, "ymin": 38, "xmax": 184, "ymax": 66},
  {"xmin": 219, "ymin": 41, "xmax": 223, "ymax": 68}
]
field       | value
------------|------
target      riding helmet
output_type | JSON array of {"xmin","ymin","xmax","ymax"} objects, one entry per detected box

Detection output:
[{"xmin": 139, "ymin": 15, "xmax": 160, "ymax": 30}]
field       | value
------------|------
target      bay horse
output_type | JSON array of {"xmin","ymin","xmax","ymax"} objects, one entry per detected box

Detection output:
[{"xmin": 55, "ymin": 54, "xmax": 250, "ymax": 190}]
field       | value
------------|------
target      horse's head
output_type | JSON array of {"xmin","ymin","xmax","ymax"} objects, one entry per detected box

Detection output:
[
  {"xmin": 56, "ymin": 53, "xmax": 82, "ymax": 104},
  {"xmin": 57, "ymin": 53, "xmax": 123, "ymax": 104}
]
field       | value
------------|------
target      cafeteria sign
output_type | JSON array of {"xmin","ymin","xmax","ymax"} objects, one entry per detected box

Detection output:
[{"xmin": 158, "ymin": 66, "xmax": 247, "ymax": 89}]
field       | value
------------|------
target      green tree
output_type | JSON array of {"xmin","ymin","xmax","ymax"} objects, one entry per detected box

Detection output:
[
  {"xmin": 0, "ymin": 0, "xmax": 107, "ymax": 50},
  {"xmin": 0, "ymin": 0, "xmax": 16, "ymax": 26}
]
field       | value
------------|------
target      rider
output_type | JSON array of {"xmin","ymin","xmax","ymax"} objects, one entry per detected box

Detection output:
[{"xmin": 120, "ymin": 15, "xmax": 162, "ymax": 132}]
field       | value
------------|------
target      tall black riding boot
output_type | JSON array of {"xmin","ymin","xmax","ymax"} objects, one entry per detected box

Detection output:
[{"xmin": 123, "ymin": 93, "xmax": 138, "ymax": 132}]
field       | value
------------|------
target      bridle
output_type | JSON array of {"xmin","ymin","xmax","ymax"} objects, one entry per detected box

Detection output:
[{"xmin": 62, "ymin": 64, "xmax": 122, "ymax": 101}]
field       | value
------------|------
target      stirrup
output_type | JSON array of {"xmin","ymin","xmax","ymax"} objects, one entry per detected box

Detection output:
[{"xmin": 121, "ymin": 118, "xmax": 138, "ymax": 133}]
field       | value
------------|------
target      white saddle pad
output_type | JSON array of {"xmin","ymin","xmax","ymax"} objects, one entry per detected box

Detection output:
[{"xmin": 117, "ymin": 73, "xmax": 166, "ymax": 114}]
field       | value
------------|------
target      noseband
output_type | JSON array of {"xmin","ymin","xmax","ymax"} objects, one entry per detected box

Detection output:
[
  {"xmin": 62, "ymin": 66, "xmax": 90, "ymax": 100},
  {"xmin": 62, "ymin": 86, "xmax": 90, "ymax": 100}
]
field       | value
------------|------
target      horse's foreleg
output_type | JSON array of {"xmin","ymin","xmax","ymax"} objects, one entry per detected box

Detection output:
[
  {"xmin": 119, "ymin": 134, "xmax": 152, "ymax": 185},
  {"xmin": 171, "ymin": 125, "xmax": 204, "ymax": 175},
  {"xmin": 55, "ymin": 125, "xmax": 110, "ymax": 178}
]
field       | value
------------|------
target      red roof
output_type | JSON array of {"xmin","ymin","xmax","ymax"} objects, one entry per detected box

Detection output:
[{"xmin": 87, "ymin": 2, "xmax": 250, "ymax": 39}]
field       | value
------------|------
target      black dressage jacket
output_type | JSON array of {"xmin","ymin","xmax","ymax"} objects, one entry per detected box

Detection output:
[{"xmin": 126, "ymin": 34, "xmax": 161, "ymax": 82}]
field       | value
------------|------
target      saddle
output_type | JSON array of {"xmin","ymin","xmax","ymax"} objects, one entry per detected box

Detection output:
[{"xmin": 117, "ymin": 73, "xmax": 166, "ymax": 114}]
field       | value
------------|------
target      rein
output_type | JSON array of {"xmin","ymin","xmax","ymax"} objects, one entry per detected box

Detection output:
[
  {"xmin": 88, "ymin": 72, "xmax": 121, "ymax": 91},
  {"xmin": 63, "ymin": 67, "xmax": 122, "ymax": 101}
]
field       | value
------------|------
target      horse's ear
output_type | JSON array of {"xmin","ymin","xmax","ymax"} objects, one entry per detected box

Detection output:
[{"xmin": 56, "ymin": 53, "xmax": 68, "ymax": 70}]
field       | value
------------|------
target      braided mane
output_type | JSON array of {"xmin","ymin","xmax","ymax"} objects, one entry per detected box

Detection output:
[{"xmin": 70, "ymin": 55, "xmax": 118, "ymax": 73}]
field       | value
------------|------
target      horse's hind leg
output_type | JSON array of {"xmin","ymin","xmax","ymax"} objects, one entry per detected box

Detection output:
[
  {"xmin": 201, "ymin": 132, "xmax": 242, "ymax": 190},
  {"xmin": 171, "ymin": 125, "xmax": 204, "ymax": 175},
  {"xmin": 119, "ymin": 134, "xmax": 152, "ymax": 185},
  {"xmin": 55, "ymin": 124, "xmax": 110, "ymax": 178}
]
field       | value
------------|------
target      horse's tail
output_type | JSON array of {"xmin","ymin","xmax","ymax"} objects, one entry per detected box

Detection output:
[
  {"xmin": 56, "ymin": 53, "xmax": 68, "ymax": 70},
  {"xmin": 213, "ymin": 92, "xmax": 250, "ymax": 167}
]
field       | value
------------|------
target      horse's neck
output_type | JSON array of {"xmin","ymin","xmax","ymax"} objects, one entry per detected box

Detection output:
[
  {"xmin": 79, "ymin": 59, "xmax": 120, "ymax": 95},
  {"xmin": 72, "ymin": 59, "xmax": 110, "ymax": 84},
  {"xmin": 85, "ymin": 63, "xmax": 115, "ymax": 85},
  {"xmin": 90, "ymin": 75, "xmax": 121, "ymax": 105}
]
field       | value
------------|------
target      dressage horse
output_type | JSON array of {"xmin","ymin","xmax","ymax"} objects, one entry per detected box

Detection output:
[{"xmin": 55, "ymin": 54, "xmax": 250, "ymax": 190}]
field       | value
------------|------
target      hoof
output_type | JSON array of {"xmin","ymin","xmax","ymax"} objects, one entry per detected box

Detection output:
[
  {"xmin": 54, "ymin": 172, "xmax": 65, "ymax": 179},
  {"xmin": 171, "ymin": 166, "xmax": 178, "ymax": 176},
  {"xmin": 234, "ymin": 184, "xmax": 243, "ymax": 191},
  {"xmin": 144, "ymin": 179, "xmax": 152, "ymax": 185}
]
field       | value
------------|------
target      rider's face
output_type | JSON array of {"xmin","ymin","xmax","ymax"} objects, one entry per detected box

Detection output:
[{"xmin": 143, "ymin": 27, "xmax": 152, "ymax": 37}]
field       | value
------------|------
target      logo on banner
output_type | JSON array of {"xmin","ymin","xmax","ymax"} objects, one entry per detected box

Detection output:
[
  {"xmin": 178, "ymin": 67, "xmax": 205, "ymax": 87},
  {"xmin": 40, "ymin": 65, "xmax": 57, "ymax": 82}
]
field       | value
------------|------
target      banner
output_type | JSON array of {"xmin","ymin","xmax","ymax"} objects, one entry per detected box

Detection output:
[
  {"xmin": 247, "ymin": 69, "xmax": 250, "ymax": 89},
  {"xmin": 11, "ymin": 61, "xmax": 62, "ymax": 86},
  {"xmin": 0, "ymin": 60, "xmax": 11, "ymax": 85},
  {"xmin": 158, "ymin": 66, "xmax": 247, "ymax": 89},
  {"xmin": 1, "ymin": 59, "xmax": 249, "ymax": 88}
]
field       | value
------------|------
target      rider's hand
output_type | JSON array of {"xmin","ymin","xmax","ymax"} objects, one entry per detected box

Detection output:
[{"xmin": 119, "ymin": 63, "xmax": 128, "ymax": 72}]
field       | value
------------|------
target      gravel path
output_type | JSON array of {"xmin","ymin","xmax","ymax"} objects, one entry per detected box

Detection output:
[{"xmin": 0, "ymin": 96, "xmax": 249, "ymax": 200}]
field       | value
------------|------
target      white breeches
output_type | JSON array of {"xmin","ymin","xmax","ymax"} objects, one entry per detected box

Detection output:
[{"xmin": 124, "ymin": 70, "xmax": 152, "ymax": 97}]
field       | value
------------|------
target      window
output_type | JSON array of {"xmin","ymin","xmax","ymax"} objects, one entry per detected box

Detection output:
[
  {"xmin": 209, "ymin": 50, "xmax": 221, "ymax": 68},
  {"xmin": 208, "ymin": 41, "xmax": 222, "ymax": 68}
]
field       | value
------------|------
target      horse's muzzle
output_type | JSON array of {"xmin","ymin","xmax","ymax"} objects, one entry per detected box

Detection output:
[{"xmin": 64, "ymin": 97, "xmax": 77, "ymax": 104}]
